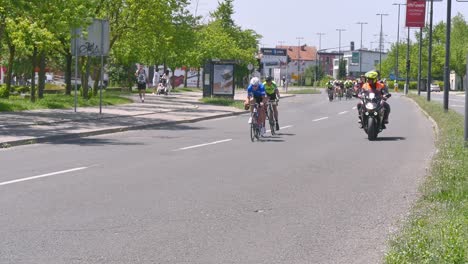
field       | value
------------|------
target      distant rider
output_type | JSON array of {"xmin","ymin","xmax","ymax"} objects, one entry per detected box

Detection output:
[{"xmin": 263, "ymin": 76, "xmax": 280, "ymax": 130}]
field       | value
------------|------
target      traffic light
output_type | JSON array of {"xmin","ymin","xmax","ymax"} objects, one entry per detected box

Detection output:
[{"xmin": 350, "ymin": 41, "xmax": 355, "ymax": 51}]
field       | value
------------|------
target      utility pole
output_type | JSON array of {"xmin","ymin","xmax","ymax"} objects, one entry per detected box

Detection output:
[
  {"xmin": 336, "ymin": 29, "xmax": 345, "ymax": 79},
  {"xmin": 376, "ymin": 13, "xmax": 389, "ymax": 74},
  {"xmin": 356, "ymin": 22, "xmax": 367, "ymax": 74},
  {"xmin": 392, "ymin": 3, "xmax": 405, "ymax": 81},
  {"xmin": 316, "ymin": 33, "xmax": 325, "ymax": 84},
  {"xmin": 428, "ymin": 0, "xmax": 435, "ymax": 101},
  {"xmin": 443, "ymin": 0, "xmax": 452, "ymax": 111},
  {"xmin": 296, "ymin": 37, "xmax": 303, "ymax": 86},
  {"xmin": 405, "ymin": 27, "xmax": 410, "ymax": 95}
]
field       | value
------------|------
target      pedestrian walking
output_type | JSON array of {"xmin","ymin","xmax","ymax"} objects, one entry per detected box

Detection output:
[{"xmin": 135, "ymin": 64, "xmax": 147, "ymax": 102}]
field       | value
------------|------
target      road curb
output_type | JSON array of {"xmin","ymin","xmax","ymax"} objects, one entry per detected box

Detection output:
[
  {"xmin": 0, "ymin": 110, "xmax": 249, "ymax": 149},
  {"xmin": 402, "ymin": 95, "xmax": 440, "ymax": 141}
]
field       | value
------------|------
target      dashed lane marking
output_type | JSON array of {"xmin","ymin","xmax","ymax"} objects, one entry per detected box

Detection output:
[
  {"xmin": 176, "ymin": 139, "xmax": 232, "ymax": 151},
  {"xmin": 313, "ymin": 117, "xmax": 329, "ymax": 122},
  {"xmin": 0, "ymin": 167, "xmax": 88, "ymax": 187}
]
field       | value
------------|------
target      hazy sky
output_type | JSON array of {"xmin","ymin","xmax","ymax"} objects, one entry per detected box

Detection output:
[{"xmin": 189, "ymin": 0, "xmax": 468, "ymax": 52}]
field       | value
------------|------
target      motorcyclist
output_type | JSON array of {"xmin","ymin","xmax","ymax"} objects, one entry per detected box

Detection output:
[
  {"xmin": 263, "ymin": 76, "xmax": 280, "ymax": 130},
  {"xmin": 357, "ymin": 70, "xmax": 391, "ymax": 129}
]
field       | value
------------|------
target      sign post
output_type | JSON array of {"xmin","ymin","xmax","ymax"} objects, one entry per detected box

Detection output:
[
  {"xmin": 71, "ymin": 19, "xmax": 110, "ymax": 113},
  {"xmin": 405, "ymin": 0, "xmax": 427, "ymax": 95}
]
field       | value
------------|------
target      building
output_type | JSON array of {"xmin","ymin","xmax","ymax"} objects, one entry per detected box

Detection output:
[
  {"xmin": 277, "ymin": 45, "xmax": 317, "ymax": 84},
  {"xmin": 333, "ymin": 49, "xmax": 387, "ymax": 79}
]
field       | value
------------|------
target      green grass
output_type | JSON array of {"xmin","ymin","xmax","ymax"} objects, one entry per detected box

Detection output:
[
  {"xmin": 385, "ymin": 94, "xmax": 467, "ymax": 264},
  {"xmin": 0, "ymin": 92, "xmax": 133, "ymax": 112},
  {"xmin": 286, "ymin": 88, "xmax": 321, "ymax": 94},
  {"xmin": 200, "ymin": 97, "xmax": 245, "ymax": 110},
  {"xmin": 171, "ymin": 87, "xmax": 202, "ymax": 93}
]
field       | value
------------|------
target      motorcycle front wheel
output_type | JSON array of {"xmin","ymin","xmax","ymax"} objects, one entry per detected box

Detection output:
[{"xmin": 367, "ymin": 117, "xmax": 378, "ymax": 141}]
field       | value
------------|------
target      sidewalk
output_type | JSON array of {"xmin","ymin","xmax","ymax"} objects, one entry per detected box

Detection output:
[{"xmin": 0, "ymin": 90, "xmax": 293, "ymax": 148}]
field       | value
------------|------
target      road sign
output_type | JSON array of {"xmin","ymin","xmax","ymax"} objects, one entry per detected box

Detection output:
[
  {"xmin": 260, "ymin": 48, "xmax": 287, "ymax": 56},
  {"xmin": 72, "ymin": 19, "xmax": 110, "ymax": 57}
]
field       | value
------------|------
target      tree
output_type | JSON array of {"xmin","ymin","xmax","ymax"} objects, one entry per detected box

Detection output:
[{"xmin": 450, "ymin": 14, "xmax": 468, "ymax": 90}]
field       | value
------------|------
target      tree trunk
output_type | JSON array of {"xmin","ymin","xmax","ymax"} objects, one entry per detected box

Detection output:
[
  {"xmin": 38, "ymin": 51, "xmax": 46, "ymax": 99},
  {"xmin": 5, "ymin": 44, "xmax": 15, "ymax": 98},
  {"xmin": 65, "ymin": 52, "xmax": 72, "ymax": 95},
  {"xmin": 184, "ymin": 68, "xmax": 188, "ymax": 88},
  {"xmin": 81, "ymin": 56, "xmax": 90, "ymax": 99},
  {"xmin": 197, "ymin": 68, "xmax": 200, "ymax": 88},
  {"xmin": 30, "ymin": 46, "xmax": 37, "ymax": 102}
]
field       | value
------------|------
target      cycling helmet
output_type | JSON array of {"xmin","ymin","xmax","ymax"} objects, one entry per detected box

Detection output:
[
  {"xmin": 365, "ymin": 71, "xmax": 378, "ymax": 80},
  {"xmin": 266, "ymin": 76, "xmax": 273, "ymax": 82},
  {"xmin": 250, "ymin": 77, "xmax": 260, "ymax": 86}
]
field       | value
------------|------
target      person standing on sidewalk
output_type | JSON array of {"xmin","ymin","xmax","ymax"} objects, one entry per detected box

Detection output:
[
  {"xmin": 160, "ymin": 70, "xmax": 170, "ymax": 94},
  {"xmin": 152, "ymin": 67, "xmax": 160, "ymax": 95},
  {"xmin": 135, "ymin": 64, "xmax": 148, "ymax": 102}
]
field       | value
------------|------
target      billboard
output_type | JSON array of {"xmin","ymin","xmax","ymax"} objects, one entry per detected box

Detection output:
[{"xmin": 406, "ymin": 0, "xmax": 426, "ymax": 28}]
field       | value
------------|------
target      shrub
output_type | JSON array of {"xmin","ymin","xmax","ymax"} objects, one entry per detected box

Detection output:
[{"xmin": 0, "ymin": 85, "xmax": 9, "ymax": 98}]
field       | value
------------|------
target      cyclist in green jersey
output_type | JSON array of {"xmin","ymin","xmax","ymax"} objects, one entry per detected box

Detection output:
[{"xmin": 263, "ymin": 76, "xmax": 280, "ymax": 130}]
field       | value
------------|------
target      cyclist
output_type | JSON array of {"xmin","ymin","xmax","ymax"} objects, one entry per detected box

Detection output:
[
  {"xmin": 245, "ymin": 77, "xmax": 267, "ymax": 136},
  {"xmin": 263, "ymin": 76, "xmax": 280, "ymax": 130},
  {"xmin": 357, "ymin": 70, "xmax": 391, "ymax": 128}
]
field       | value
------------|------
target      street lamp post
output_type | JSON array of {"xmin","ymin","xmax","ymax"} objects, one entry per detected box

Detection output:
[
  {"xmin": 336, "ymin": 29, "xmax": 346, "ymax": 79},
  {"xmin": 392, "ymin": 3, "xmax": 405, "ymax": 82},
  {"xmin": 376, "ymin": 13, "xmax": 389, "ymax": 74},
  {"xmin": 428, "ymin": 0, "xmax": 435, "ymax": 101},
  {"xmin": 443, "ymin": 0, "xmax": 452, "ymax": 111},
  {"xmin": 356, "ymin": 22, "xmax": 367, "ymax": 74},
  {"xmin": 316, "ymin": 33, "xmax": 325, "ymax": 85},
  {"xmin": 296, "ymin": 37, "xmax": 303, "ymax": 86}
]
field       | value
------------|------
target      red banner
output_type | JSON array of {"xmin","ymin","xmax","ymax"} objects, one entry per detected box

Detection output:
[{"xmin": 406, "ymin": 0, "xmax": 426, "ymax": 28}]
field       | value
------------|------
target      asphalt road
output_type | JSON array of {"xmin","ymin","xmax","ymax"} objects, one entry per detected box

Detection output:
[
  {"xmin": 0, "ymin": 93, "xmax": 436, "ymax": 264},
  {"xmin": 418, "ymin": 91, "xmax": 466, "ymax": 116}
]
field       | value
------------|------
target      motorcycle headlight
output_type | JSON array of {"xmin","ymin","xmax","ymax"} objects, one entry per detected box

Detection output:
[
  {"xmin": 369, "ymin": 93, "xmax": 376, "ymax": 99},
  {"xmin": 366, "ymin": 102, "xmax": 375, "ymax": 110}
]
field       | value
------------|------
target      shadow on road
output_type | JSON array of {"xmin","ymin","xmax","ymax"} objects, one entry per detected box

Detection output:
[
  {"xmin": 375, "ymin": 136, "xmax": 406, "ymax": 141},
  {"xmin": 275, "ymin": 133, "xmax": 296, "ymax": 136}
]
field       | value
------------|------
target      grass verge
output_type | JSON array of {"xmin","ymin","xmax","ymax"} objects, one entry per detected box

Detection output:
[
  {"xmin": 0, "ymin": 93, "xmax": 133, "ymax": 112},
  {"xmin": 286, "ymin": 88, "xmax": 321, "ymax": 94},
  {"xmin": 171, "ymin": 87, "xmax": 202, "ymax": 93},
  {"xmin": 200, "ymin": 97, "xmax": 245, "ymax": 110},
  {"xmin": 384, "ymin": 94, "xmax": 467, "ymax": 263}
]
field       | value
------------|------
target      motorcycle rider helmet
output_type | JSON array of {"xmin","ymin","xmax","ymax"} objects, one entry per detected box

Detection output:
[
  {"xmin": 266, "ymin": 76, "xmax": 273, "ymax": 82},
  {"xmin": 250, "ymin": 77, "xmax": 260, "ymax": 86},
  {"xmin": 365, "ymin": 71, "xmax": 378, "ymax": 80}
]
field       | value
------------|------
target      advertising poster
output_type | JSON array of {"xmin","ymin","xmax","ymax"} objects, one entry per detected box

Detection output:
[
  {"xmin": 213, "ymin": 64, "xmax": 234, "ymax": 95},
  {"xmin": 405, "ymin": 0, "xmax": 426, "ymax": 28}
]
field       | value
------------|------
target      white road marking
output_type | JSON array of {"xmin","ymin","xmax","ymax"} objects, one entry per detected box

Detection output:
[
  {"xmin": 352, "ymin": 106, "xmax": 357, "ymax": 110},
  {"xmin": 0, "ymin": 167, "xmax": 88, "ymax": 187},
  {"xmin": 177, "ymin": 139, "xmax": 232, "ymax": 151},
  {"xmin": 313, "ymin": 117, "xmax": 329, "ymax": 122},
  {"xmin": 280, "ymin": 125, "xmax": 293, "ymax": 129},
  {"xmin": 338, "ymin": 111, "xmax": 349, "ymax": 115}
]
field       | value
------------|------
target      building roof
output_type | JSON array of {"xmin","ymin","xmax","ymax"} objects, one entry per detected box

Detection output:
[{"xmin": 277, "ymin": 45, "xmax": 317, "ymax": 61}]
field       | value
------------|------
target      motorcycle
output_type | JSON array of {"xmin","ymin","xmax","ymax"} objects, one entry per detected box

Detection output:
[{"xmin": 358, "ymin": 91, "xmax": 391, "ymax": 141}]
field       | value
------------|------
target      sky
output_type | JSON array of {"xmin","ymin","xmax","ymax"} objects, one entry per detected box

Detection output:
[{"xmin": 189, "ymin": 0, "xmax": 468, "ymax": 52}]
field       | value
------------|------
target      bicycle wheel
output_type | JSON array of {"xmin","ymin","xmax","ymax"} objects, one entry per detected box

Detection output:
[
  {"xmin": 268, "ymin": 106, "xmax": 275, "ymax": 135},
  {"xmin": 250, "ymin": 122, "xmax": 255, "ymax": 142}
]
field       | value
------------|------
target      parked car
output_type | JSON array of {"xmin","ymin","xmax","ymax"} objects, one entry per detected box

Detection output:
[{"xmin": 430, "ymin": 83, "xmax": 441, "ymax": 92}]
